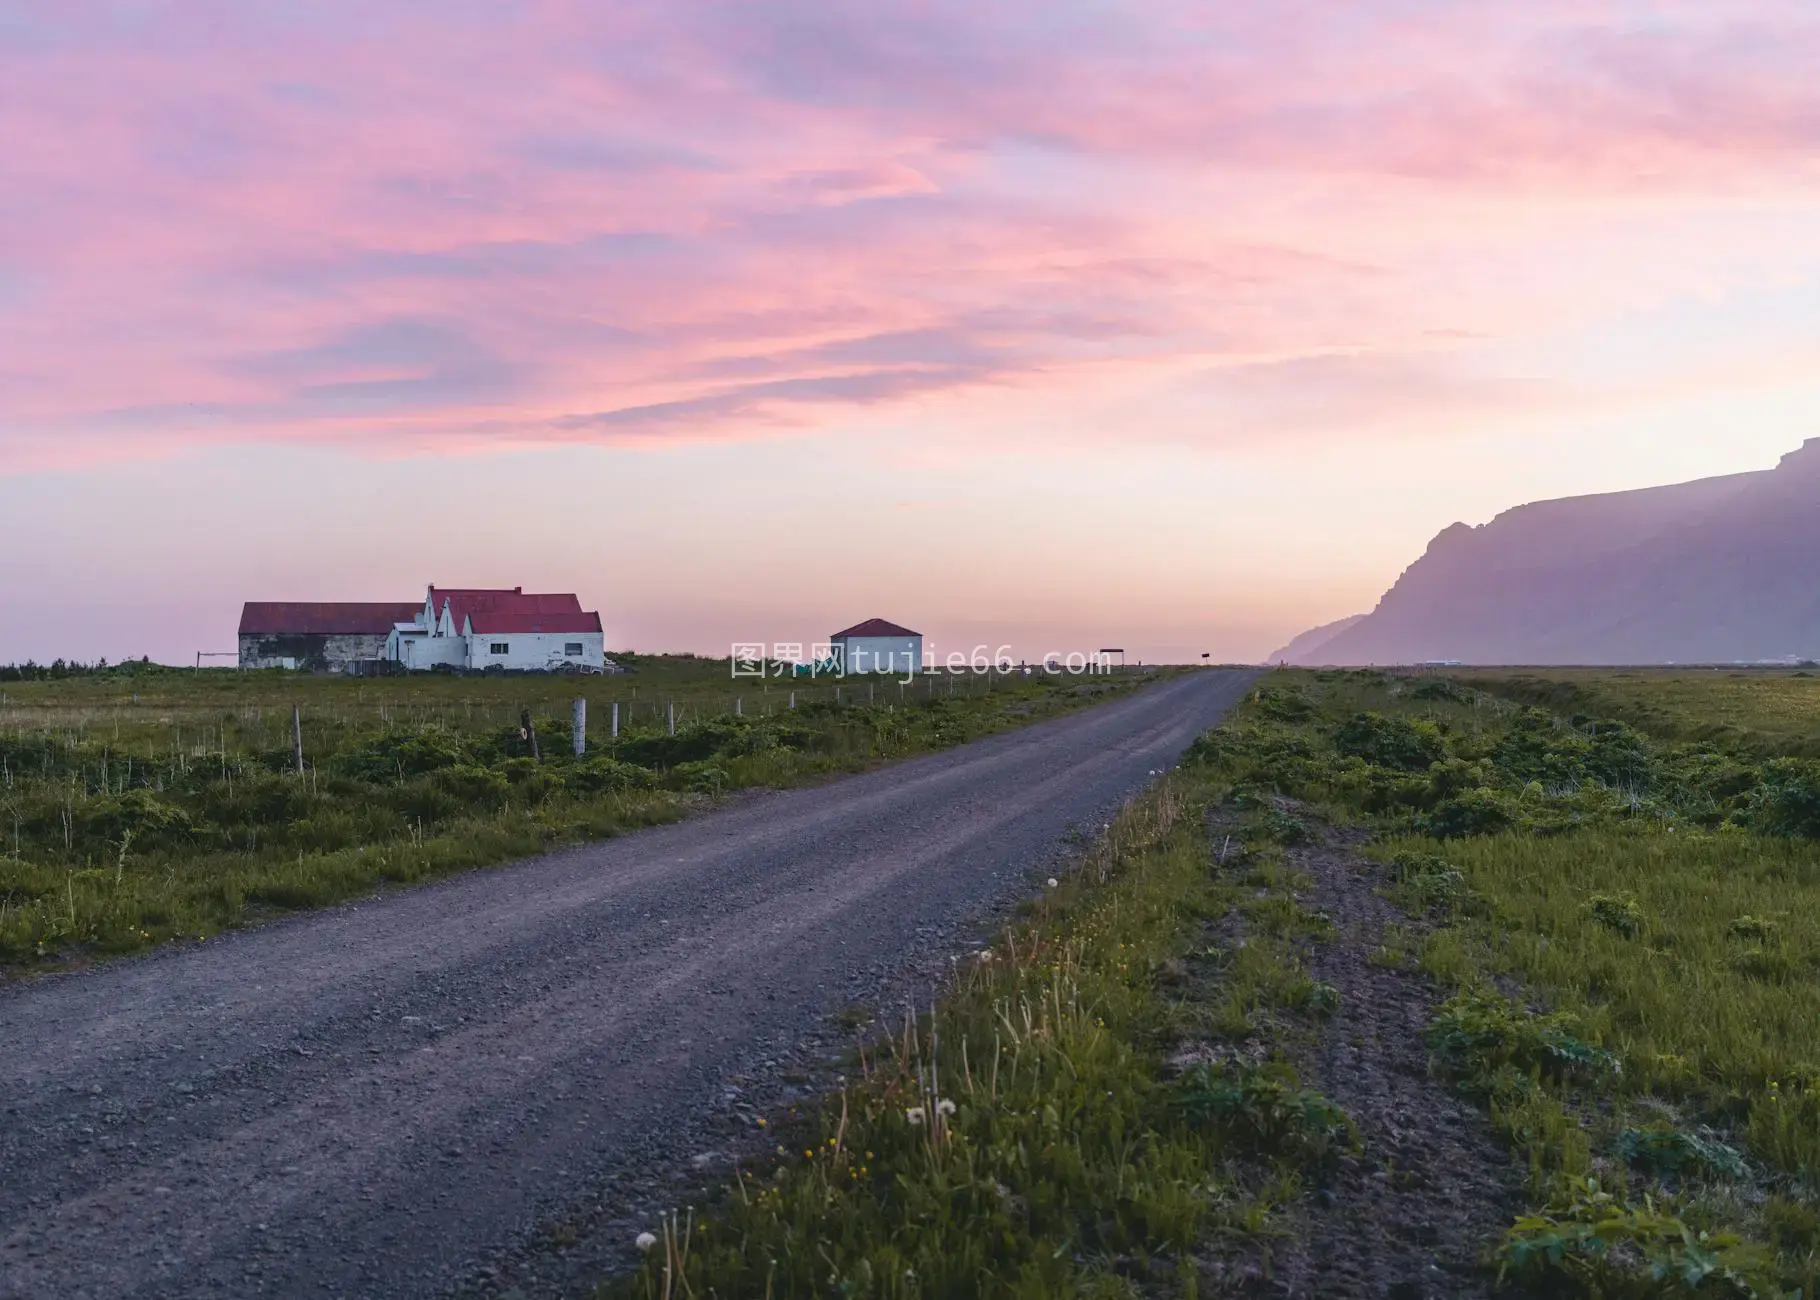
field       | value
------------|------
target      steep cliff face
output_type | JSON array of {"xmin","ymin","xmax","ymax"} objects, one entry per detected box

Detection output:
[{"xmin": 1297, "ymin": 439, "xmax": 1820, "ymax": 665}]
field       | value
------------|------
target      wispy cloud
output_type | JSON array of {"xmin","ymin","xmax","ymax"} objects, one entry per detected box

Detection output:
[{"xmin": 7, "ymin": 1, "xmax": 1820, "ymax": 471}]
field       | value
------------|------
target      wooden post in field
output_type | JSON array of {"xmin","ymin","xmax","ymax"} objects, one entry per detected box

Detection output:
[
  {"xmin": 572, "ymin": 699, "xmax": 586, "ymax": 756},
  {"xmin": 520, "ymin": 709, "xmax": 541, "ymax": 761},
  {"xmin": 667, "ymin": 701, "xmax": 675, "ymax": 735},
  {"xmin": 788, "ymin": 690, "xmax": 796, "ymax": 710},
  {"xmin": 735, "ymin": 696, "xmax": 742, "ymax": 716},
  {"xmin": 835, "ymin": 685, "xmax": 842, "ymax": 706},
  {"xmin": 291, "ymin": 705, "xmax": 304, "ymax": 777},
  {"xmin": 611, "ymin": 701, "xmax": 620, "ymax": 738},
  {"xmin": 868, "ymin": 682, "xmax": 874, "ymax": 705}
]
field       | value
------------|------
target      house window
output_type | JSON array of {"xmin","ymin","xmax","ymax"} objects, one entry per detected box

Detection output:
[
  {"xmin": 565, "ymin": 643, "xmax": 584, "ymax": 656},
  {"xmin": 490, "ymin": 642, "xmax": 510, "ymax": 656}
]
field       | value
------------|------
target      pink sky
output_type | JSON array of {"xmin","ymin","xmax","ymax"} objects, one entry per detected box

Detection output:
[{"xmin": 5, "ymin": 1, "xmax": 1820, "ymax": 663}]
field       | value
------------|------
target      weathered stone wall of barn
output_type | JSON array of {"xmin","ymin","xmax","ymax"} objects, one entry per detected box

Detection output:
[{"xmin": 237, "ymin": 633, "xmax": 391, "ymax": 672}]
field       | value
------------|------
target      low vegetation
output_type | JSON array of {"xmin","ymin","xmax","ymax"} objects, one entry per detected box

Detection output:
[
  {"xmin": 0, "ymin": 658, "xmax": 1148, "ymax": 968},
  {"xmin": 606, "ymin": 665, "xmax": 1820, "ymax": 1297},
  {"xmin": 1187, "ymin": 669, "xmax": 1820, "ymax": 1297},
  {"xmin": 1460, "ymin": 666, "xmax": 1820, "ymax": 760},
  {"xmin": 609, "ymin": 746, "xmax": 1354, "ymax": 1298}
]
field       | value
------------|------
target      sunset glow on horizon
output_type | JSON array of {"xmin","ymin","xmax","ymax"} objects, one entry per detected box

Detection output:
[{"xmin": 5, "ymin": 1, "xmax": 1820, "ymax": 664}]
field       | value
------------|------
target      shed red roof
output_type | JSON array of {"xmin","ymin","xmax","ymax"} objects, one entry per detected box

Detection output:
[
  {"xmin": 467, "ymin": 610, "xmax": 604, "ymax": 635},
  {"xmin": 239, "ymin": 602, "xmax": 421, "ymax": 636},
  {"xmin": 830, "ymin": 618, "xmax": 920, "ymax": 639}
]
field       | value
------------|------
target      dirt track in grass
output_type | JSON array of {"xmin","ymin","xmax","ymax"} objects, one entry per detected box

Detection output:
[{"xmin": 1212, "ymin": 809, "xmax": 1523, "ymax": 1300}]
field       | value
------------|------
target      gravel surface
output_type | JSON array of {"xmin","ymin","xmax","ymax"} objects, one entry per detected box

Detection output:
[
  {"xmin": 1232, "ymin": 810, "xmax": 1521, "ymax": 1299},
  {"xmin": 0, "ymin": 669, "xmax": 1255, "ymax": 1300}
]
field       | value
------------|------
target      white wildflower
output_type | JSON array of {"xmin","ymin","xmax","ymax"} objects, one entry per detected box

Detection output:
[
  {"xmin": 635, "ymin": 1231, "xmax": 658, "ymax": 1251},
  {"xmin": 1045, "ymin": 877, "xmax": 1059, "ymax": 888},
  {"xmin": 936, "ymin": 1098, "xmax": 957, "ymax": 1117},
  {"xmin": 906, "ymin": 1106, "xmax": 926, "ymax": 1125}
]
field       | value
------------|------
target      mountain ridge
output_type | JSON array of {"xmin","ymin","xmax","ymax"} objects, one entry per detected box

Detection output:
[{"xmin": 1279, "ymin": 439, "xmax": 1820, "ymax": 665}]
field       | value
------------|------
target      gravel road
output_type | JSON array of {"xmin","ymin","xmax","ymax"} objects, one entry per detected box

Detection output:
[{"xmin": 1, "ymin": 669, "xmax": 1255, "ymax": 1300}]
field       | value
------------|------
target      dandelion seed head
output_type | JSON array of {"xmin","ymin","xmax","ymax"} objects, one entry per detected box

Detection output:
[{"xmin": 635, "ymin": 1231, "xmax": 658, "ymax": 1251}]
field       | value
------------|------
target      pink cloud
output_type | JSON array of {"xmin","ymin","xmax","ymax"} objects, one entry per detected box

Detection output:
[{"xmin": 7, "ymin": 1, "xmax": 1820, "ymax": 471}]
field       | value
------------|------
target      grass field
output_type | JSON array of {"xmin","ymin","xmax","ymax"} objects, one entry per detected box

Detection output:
[
  {"xmin": 1457, "ymin": 667, "xmax": 1820, "ymax": 759},
  {"xmin": 607, "ymin": 666, "xmax": 1820, "ymax": 1298},
  {"xmin": 0, "ymin": 656, "xmax": 1153, "ymax": 970},
  {"xmin": 1208, "ymin": 668, "xmax": 1820, "ymax": 1296}
]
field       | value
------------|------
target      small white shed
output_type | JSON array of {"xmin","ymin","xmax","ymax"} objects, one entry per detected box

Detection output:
[{"xmin": 831, "ymin": 618, "xmax": 923, "ymax": 675}]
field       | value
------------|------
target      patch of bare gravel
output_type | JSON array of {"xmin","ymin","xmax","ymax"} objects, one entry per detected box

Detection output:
[{"xmin": 1216, "ymin": 810, "xmax": 1522, "ymax": 1300}]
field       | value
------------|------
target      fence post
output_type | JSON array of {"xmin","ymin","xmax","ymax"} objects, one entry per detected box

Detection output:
[
  {"xmin": 667, "ymin": 701, "xmax": 676, "ymax": 735},
  {"xmin": 519, "ymin": 709, "xmax": 541, "ymax": 761},
  {"xmin": 835, "ymin": 685, "xmax": 842, "ymax": 705},
  {"xmin": 735, "ymin": 696, "xmax": 742, "ymax": 716},
  {"xmin": 611, "ymin": 701, "xmax": 620, "ymax": 738},
  {"xmin": 788, "ymin": 690, "xmax": 796, "ymax": 710},
  {"xmin": 291, "ymin": 704, "xmax": 303, "ymax": 777},
  {"xmin": 572, "ymin": 698, "xmax": 587, "ymax": 756}
]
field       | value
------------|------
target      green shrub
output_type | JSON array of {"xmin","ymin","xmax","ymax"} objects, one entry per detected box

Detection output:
[
  {"xmin": 434, "ymin": 764, "xmax": 510, "ymax": 802},
  {"xmin": 673, "ymin": 761, "xmax": 730, "ymax": 794},
  {"xmin": 1617, "ymin": 1126, "xmax": 1747, "ymax": 1182},
  {"xmin": 1749, "ymin": 760, "xmax": 1820, "ymax": 838},
  {"xmin": 1728, "ymin": 915, "xmax": 1781, "ymax": 944},
  {"xmin": 1254, "ymin": 686, "xmax": 1318, "ymax": 721},
  {"xmin": 1585, "ymin": 723, "xmax": 1656, "ymax": 790},
  {"xmin": 1428, "ymin": 992, "xmax": 1620, "ymax": 1090},
  {"xmin": 1388, "ymin": 851, "xmax": 1471, "ymax": 914},
  {"xmin": 615, "ymin": 718, "xmax": 762, "ymax": 768},
  {"xmin": 381, "ymin": 779, "xmax": 462, "ymax": 826},
  {"xmin": 1169, "ymin": 1063, "xmax": 1353, "ymax": 1164},
  {"xmin": 1727, "ymin": 946, "xmax": 1794, "ymax": 983},
  {"xmin": 332, "ymin": 726, "xmax": 470, "ymax": 781},
  {"xmin": 1334, "ymin": 711, "xmax": 1447, "ymax": 772},
  {"xmin": 1587, "ymin": 894, "xmax": 1645, "ymax": 939},
  {"xmin": 1429, "ymin": 788, "xmax": 1515, "ymax": 839},
  {"xmin": 1493, "ymin": 709, "xmax": 1592, "ymax": 786},
  {"xmin": 1252, "ymin": 806, "xmax": 1313, "ymax": 845},
  {"xmin": 565, "ymin": 757, "xmax": 656, "ymax": 794},
  {"xmin": 78, "ymin": 789, "xmax": 193, "ymax": 848},
  {"xmin": 1499, "ymin": 1177, "xmax": 1770, "ymax": 1298},
  {"xmin": 496, "ymin": 757, "xmax": 559, "ymax": 804},
  {"xmin": 1409, "ymin": 678, "xmax": 1471, "ymax": 702}
]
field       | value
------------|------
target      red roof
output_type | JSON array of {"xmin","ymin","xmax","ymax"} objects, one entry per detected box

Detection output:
[
  {"xmin": 239, "ymin": 602, "xmax": 422, "ymax": 636},
  {"xmin": 430, "ymin": 587, "xmax": 582, "ymax": 622},
  {"xmin": 467, "ymin": 610, "xmax": 604, "ymax": 635},
  {"xmin": 830, "ymin": 618, "xmax": 920, "ymax": 639}
]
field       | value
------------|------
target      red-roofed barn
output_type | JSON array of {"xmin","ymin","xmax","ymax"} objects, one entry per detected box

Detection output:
[{"xmin": 238, "ymin": 602, "xmax": 423, "ymax": 672}]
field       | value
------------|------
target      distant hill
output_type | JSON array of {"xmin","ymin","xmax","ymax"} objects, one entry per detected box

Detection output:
[
  {"xmin": 1281, "ymin": 438, "xmax": 1820, "ymax": 666},
  {"xmin": 1266, "ymin": 614, "xmax": 1367, "ymax": 665}
]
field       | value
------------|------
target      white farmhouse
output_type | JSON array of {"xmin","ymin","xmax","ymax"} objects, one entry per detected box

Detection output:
[
  {"xmin": 387, "ymin": 586, "xmax": 606, "ymax": 672},
  {"xmin": 830, "ymin": 618, "xmax": 923, "ymax": 675}
]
